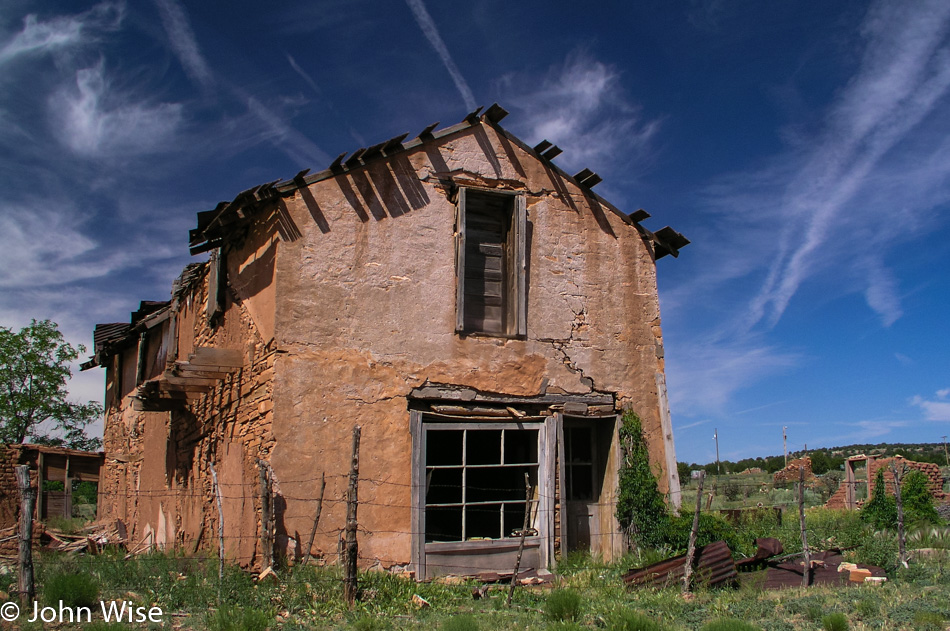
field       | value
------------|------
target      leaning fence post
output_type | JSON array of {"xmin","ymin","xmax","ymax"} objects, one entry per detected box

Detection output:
[
  {"xmin": 15, "ymin": 465, "xmax": 35, "ymax": 604},
  {"xmin": 343, "ymin": 426, "xmax": 361, "ymax": 607},
  {"xmin": 302, "ymin": 472, "xmax": 327, "ymax": 566},
  {"xmin": 507, "ymin": 473, "xmax": 532, "ymax": 607},
  {"xmin": 209, "ymin": 462, "xmax": 225, "ymax": 603},
  {"xmin": 682, "ymin": 471, "xmax": 705, "ymax": 594},
  {"xmin": 798, "ymin": 465, "xmax": 810, "ymax": 587},
  {"xmin": 891, "ymin": 462, "xmax": 908, "ymax": 568},
  {"xmin": 258, "ymin": 459, "xmax": 274, "ymax": 570}
]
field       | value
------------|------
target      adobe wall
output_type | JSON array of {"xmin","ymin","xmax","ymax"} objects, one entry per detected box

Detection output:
[
  {"xmin": 98, "ymin": 227, "xmax": 277, "ymax": 565},
  {"xmin": 868, "ymin": 456, "xmax": 945, "ymax": 500},
  {"xmin": 269, "ymin": 123, "xmax": 676, "ymax": 567}
]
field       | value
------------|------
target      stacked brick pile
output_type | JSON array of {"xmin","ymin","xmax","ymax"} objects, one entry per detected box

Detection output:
[{"xmin": 772, "ymin": 456, "xmax": 814, "ymax": 484}]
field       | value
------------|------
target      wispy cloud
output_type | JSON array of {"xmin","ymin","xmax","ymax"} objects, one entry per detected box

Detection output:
[
  {"xmin": 741, "ymin": 0, "xmax": 950, "ymax": 329},
  {"xmin": 911, "ymin": 389, "xmax": 950, "ymax": 422},
  {"xmin": 48, "ymin": 60, "xmax": 183, "ymax": 157},
  {"xmin": 0, "ymin": 2, "xmax": 123, "ymax": 66},
  {"xmin": 0, "ymin": 201, "xmax": 133, "ymax": 289},
  {"xmin": 244, "ymin": 95, "xmax": 331, "ymax": 168},
  {"xmin": 287, "ymin": 53, "xmax": 321, "ymax": 95},
  {"xmin": 152, "ymin": 0, "xmax": 214, "ymax": 89},
  {"xmin": 404, "ymin": 0, "xmax": 476, "ymax": 110},
  {"xmin": 666, "ymin": 337, "xmax": 800, "ymax": 417},
  {"xmin": 503, "ymin": 50, "xmax": 661, "ymax": 175},
  {"xmin": 676, "ymin": 419, "xmax": 711, "ymax": 431}
]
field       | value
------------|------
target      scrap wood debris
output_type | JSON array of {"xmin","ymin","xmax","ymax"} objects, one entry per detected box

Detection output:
[{"xmin": 43, "ymin": 519, "xmax": 127, "ymax": 554}]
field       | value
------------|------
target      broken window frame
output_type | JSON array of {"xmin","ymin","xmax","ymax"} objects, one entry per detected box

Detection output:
[
  {"xmin": 411, "ymin": 411, "xmax": 554, "ymax": 579},
  {"xmin": 423, "ymin": 424, "xmax": 541, "ymax": 543},
  {"xmin": 454, "ymin": 188, "xmax": 527, "ymax": 337}
]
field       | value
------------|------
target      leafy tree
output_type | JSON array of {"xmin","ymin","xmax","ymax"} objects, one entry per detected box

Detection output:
[
  {"xmin": 0, "ymin": 319, "xmax": 101, "ymax": 450},
  {"xmin": 677, "ymin": 461, "xmax": 691, "ymax": 484}
]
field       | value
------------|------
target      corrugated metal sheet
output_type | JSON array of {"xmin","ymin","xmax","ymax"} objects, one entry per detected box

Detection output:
[
  {"xmin": 763, "ymin": 550, "xmax": 885, "ymax": 589},
  {"xmin": 623, "ymin": 540, "xmax": 737, "ymax": 589}
]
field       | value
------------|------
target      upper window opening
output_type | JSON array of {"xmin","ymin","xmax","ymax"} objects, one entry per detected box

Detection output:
[{"xmin": 455, "ymin": 188, "xmax": 526, "ymax": 337}]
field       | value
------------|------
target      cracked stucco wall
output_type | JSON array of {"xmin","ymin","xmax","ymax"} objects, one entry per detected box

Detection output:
[{"xmin": 268, "ymin": 123, "xmax": 679, "ymax": 567}]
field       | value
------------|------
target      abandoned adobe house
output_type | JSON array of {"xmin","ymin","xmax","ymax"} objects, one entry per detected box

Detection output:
[{"xmin": 84, "ymin": 104, "xmax": 689, "ymax": 578}]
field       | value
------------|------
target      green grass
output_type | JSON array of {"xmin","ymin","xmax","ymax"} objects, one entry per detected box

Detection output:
[
  {"xmin": 42, "ymin": 571, "xmax": 99, "ymax": 608},
  {"xmin": 22, "ymin": 504, "xmax": 950, "ymax": 630},
  {"xmin": 544, "ymin": 589, "xmax": 583, "ymax": 622},
  {"xmin": 821, "ymin": 612, "xmax": 848, "ymax": 631}
]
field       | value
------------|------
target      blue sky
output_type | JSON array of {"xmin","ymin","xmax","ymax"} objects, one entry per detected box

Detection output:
[{"xmin": 1, "ymin": 0, "xmax": 948, "ymax": 463}]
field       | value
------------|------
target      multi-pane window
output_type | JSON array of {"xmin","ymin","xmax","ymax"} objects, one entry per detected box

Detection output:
[
  {"xmin": 424, "ymin": 425, "xmax": 539, "ymax": 542},
  {"xmin": 455, "ymin": 188, "xmax": 526, "ymax": 336}
]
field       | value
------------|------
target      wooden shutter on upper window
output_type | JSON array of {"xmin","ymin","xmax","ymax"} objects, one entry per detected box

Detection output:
[
  {"xmin": 463, "ymin": 192, "xmax": 509, "ymax": 334},
  {"xmin": 455, "ymin": 188, "xmax": 467, "ymax": 333},
  {"xmin": 510, "ymin": 194, "xmax": 527, "ymax": 337},
  {"xmin": 206, "ymin": 247, "xmax": 225, "ymax": 325}
]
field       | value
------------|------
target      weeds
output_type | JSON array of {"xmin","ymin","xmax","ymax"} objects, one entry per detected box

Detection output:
[
  {"xmin": 441, "ymin": 614, "xmax": 479, "ymax": 631},
  {"xmin": 544, "ymin": 589, "xmax": 583, "ymax": 622},
  {"xmin": 42, "ymin": 571, "xmax": 99, "ymax": 608},
  {"xmin": 821, "ymin": 612, "xmax": 848, "ymax": 631},
  {"xmin": 205, "ymin": 605, "xmax": 273, "ymax": 631},
  {"xmin": 700, "ymin": 620, "xmax": 762, "ymax": 631},
  {"xmin": 607, "ymin": 610, "xmax": 671, "ymax": 630}
]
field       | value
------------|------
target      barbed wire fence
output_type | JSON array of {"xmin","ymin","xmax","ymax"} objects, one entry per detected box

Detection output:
[{"xmin": 9, "ymin": 449, "xmax": 908, "ymax": 607}]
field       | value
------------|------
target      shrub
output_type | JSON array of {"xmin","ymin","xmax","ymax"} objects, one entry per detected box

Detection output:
[
  {"xmin": 43, "ymin": 572, "xmax": 98, "ymax": 608},
  {"xmin": 722, "ymin": 481, "xmax": 742, "ymax": 502},
  {"xmin": 851, "ymin": 530, "xmax": 898, "ymax": 573},
  {"xmin": 821, "ymin": 612, "xmax": 848, "ymax": 631},
  {"xmin": 862, "ymin": 471, "xmax": 897, "ymax": 530},
  {"xmin": 901, "ymin": 471, "xmax": 940, "ymax": 526},
  {"xmin": 608, "ymin": 611, "xmax": 670, "ymax": 631},
  {"xmin": 662, "ymin": 513, "xmax": 743, "ymax": 555},
  {"xmin": 442, "ymin": 615, "xmax": 479, "ymax": 631},
  {"xmin": 544, "ymin": 589, "xmax": 583, "ymax": 622}
]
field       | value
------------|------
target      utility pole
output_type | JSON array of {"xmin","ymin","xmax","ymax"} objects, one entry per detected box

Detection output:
[
  {"xmin": 783, "ymin": 426, "xmax": 788, "ymax": 468},
  {"xmin": 942, "ymin": 436, "xmax": 948, "ymax": 467},
  {"xmin": 714, "ymin": 429, "xmax": 721, "ymax": 477}
]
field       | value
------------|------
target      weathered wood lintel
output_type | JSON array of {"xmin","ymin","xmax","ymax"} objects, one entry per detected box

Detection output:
[{"xmin": 409, "ymin": 385, "xmax": 613, "ymax": 407}]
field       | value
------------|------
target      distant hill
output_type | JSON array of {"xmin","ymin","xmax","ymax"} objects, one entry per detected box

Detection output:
[{"xmin": 680, "ymin": 442, "xmax": 949, "ymax": 477}]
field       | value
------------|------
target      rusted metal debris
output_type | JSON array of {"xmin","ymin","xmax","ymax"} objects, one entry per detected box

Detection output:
[
  {"xmin": 625, "ymin": 538, "xmax": 885, "ymax": 591},
  {"xmin": 623, "ymin": 540, "xmax": 738, "ymax": 589},
  {"xmin": 762, "ymin": 550, "xmax": 885, "ymax": 589}
]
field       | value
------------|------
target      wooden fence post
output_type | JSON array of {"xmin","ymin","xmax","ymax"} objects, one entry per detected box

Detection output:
[
  {"xmin": 343, "ymin": 426, "xmax": 361, "ymax": 607},
  {"xmin": 682, "ymin": 471, "xmax": 705, "ymax": 594},
  {"xmin": 258, "ymin": 460, "xmax": 274, "ymax": 570},
  {"xmin": 798, "ymin": 465, "xmax": 810, "ymax": 588},
  {"xmin": 302, "ymin": 472, "xmax": 326, "ymax": 566},
  {"xmin": 15, "ymin": 465, "xmax": 35, "ymax": 604},
  {"xmin": 891, "ymin": 462, "xmax": 908, "ymax": 568},
  {"xmin": 506, "ymin": 473, "xmax": 532, "ymax": 607},
  {"xmin": 209, "ymin": 463, "xmax": 225, "ymax": 603}
]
